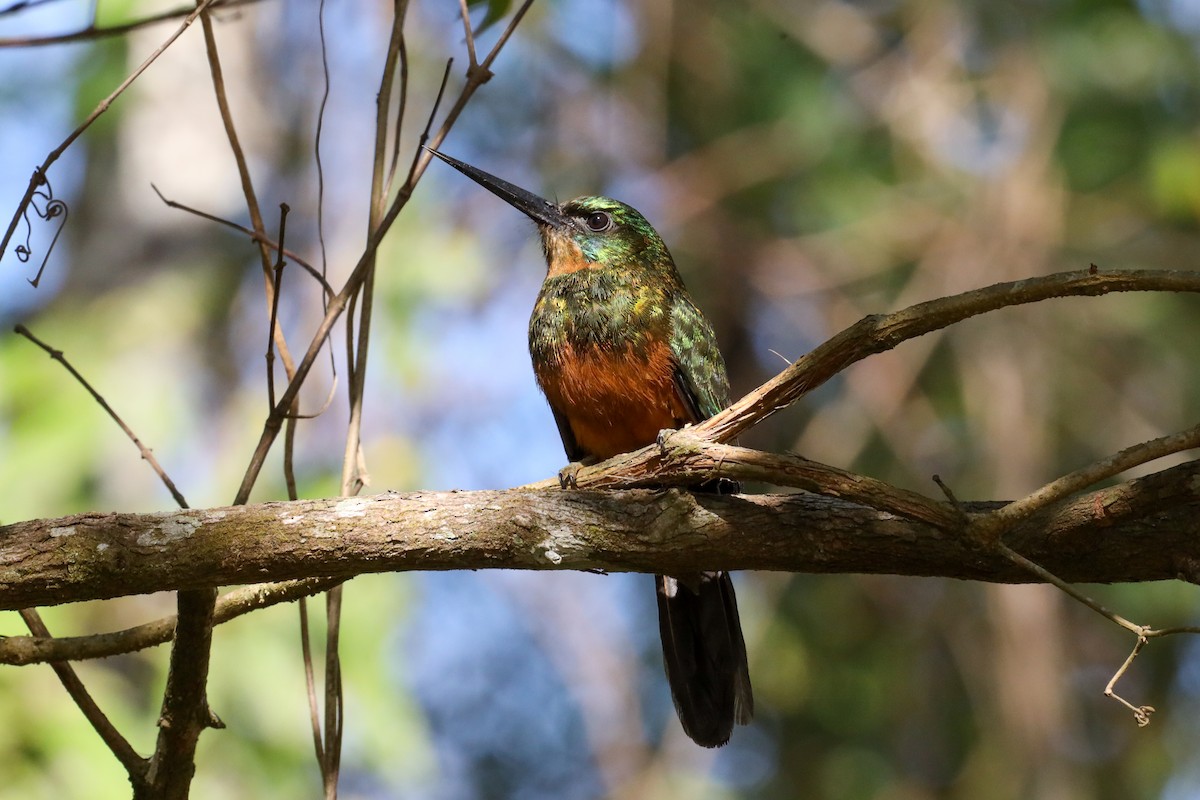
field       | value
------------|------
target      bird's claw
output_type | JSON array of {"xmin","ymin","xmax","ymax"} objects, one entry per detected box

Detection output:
[
  {"xmin": 657, "ymin": 424, "xmax": 700, "ymax": 457},
  {"xmin": 558, "ymin": 462, "xmax": 584, "ymax": 489}
]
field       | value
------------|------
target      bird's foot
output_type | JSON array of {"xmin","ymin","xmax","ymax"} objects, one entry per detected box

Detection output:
[
  {"xmin": 657, "ymin": 424, "xmax": 702, "ymax": 457},
  {"xmin": 558, "ymin": 463, "xmax": 582, "ymax": 488},
  {"xmin": 656, "ymin": 427, "xmax": 678, "ymax": 456},
  {"xmin": 558, "ymin": 458, "xmax": 597, "ymax": 488}
]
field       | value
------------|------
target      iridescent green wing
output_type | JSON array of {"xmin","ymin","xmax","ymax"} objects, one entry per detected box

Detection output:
[{"xmin": 669, "ymin": 294, "xmax": 731, "ymax": 423}]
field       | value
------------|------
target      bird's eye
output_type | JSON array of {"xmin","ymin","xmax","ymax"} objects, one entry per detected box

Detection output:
[{"xmin": 584, "ymin": 211, "xmax": 611, "ymax": 232}]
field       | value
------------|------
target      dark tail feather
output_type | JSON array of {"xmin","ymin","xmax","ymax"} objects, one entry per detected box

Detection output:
[{"xmin": 656, "ymin": 571, "xmax": 753, "ymax": 747}]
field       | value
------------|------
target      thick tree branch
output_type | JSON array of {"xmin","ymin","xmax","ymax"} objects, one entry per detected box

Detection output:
[
  {"xmin": 524, "ymin": 437, "xmax": 960, "ymax": 529},
  {"xmin": 139, "ymin": 587, "xmax": 221, "ymax": 800},
  {"xmin": 1, "ymin": 458, "xmax": 1197, "ymax": 613}
]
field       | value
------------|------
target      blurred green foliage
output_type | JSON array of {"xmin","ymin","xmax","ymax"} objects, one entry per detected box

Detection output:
[{"xmin": 3, "ymin": 0, "xmax": 1200, "ymax": 798}]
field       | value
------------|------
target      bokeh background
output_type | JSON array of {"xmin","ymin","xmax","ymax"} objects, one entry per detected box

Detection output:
[{"xmin": 3, "ymin": 0, "xmax": 1200, "ymax": 797}]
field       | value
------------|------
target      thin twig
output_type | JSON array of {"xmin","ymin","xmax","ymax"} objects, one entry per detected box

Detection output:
[
  {"xmin": 406, "ymin": 59, "xmax": 454, "ymax": 186},
  {"xmin": 323, "ymin": 589, "xmax": 344, "ymax": 798},
  {"xmin": 150, "ymin": 184, "xmax": 333, "ymax": 299},
  {"xmin": 313, "ymin": 0, "xmax": 331, "ymax": 284},
  {"xmin": 14, "ymin": 324, "xmax": 189, "ymax": 508},
  {"xmin": 692, "ymin": 269, "xmax": 1200, "ymax": 445},
  {"xmin": 304, "ymin": 0, "xmax": 336, "ymax": 775},
  {"xmin": 232, "ymin": 0, "xmax": 534, "ymax": 510},
  {"xmin": 0, "ymin": 0, "xmax": 219, "ymax": 266},
  {"xmin": 409, "ymin": 0, "xmax": 536, "ymax": 182},
  {"xmin": 266, "ymin": 203, "xmax": 291, "ymax": 411},
  {"xmin": 0, "ymin": 0, "xmax": 257, "ymax": 48},
  {"xmin": 198, "ymin": 6, "xmax": 298, "ymax": 383},
  {"xmin": 1000, "ymin": 529, "xmax": 1190, "ymax": 729},
  {"xmin": 299, "ymin": 598, "xmax": 326, "ymax": 767},
  {"xmin": 339, "ymin": 0, "xmax": 410, "ymax": 497},
  {"xmin": 457, "ymin": 0, "xmax": 479, "ymax": 69},
  {"xmin": 307, "ymin": 0, "xmax": 342, "ymax": 430},
  {"xmin": 283, "ymin": 408, "xmax": 300, "ymax": 501},
  {"xmin": 377, "ymin": 0, "xmax": 410, "ymax": 207},
  {"xmin": 0, "ymin": 578, "xmax": 343, "ymax": 665},
  {"xmin": 997, "ymin": 542, "xmax": 1144, "ymax": 635},
  {"xmin": 1146, "ymin": 625, "xmax": 1200, "ymax": 637},
  {"xmin": 1104, "ymin": 635, "xmax": 1155, "ymax": 726},
  {"xmin": 974, "ymin": 421, "xmax": 1200, "ymax": 544},
  {"xmin": 384, "ymin": 34, "xmax": 410, "ymax": 200},
  {"xmin": 979, "ymin": 420, "xmax": 1200, "ymax": 723},
  {"xmin": 19, "ymin": 609, "xmax": 148, "ymax": 779}
]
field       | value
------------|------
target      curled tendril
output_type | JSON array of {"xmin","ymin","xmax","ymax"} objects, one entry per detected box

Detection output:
[{"xmin": 15, "ymin": 168, "xmax": 68, "ymax": 288}]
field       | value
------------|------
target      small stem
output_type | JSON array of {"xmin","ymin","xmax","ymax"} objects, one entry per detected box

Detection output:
[
  {"xmin": 457, "ymin": 0, "xmax": 478, "ymax": 68},
  {"xmin": 14, "ymin": 324, "xmax": 189, "ymax": 508},
  {"xmin": 0, "ymin": 578, "xmax": 343, "ymax": 666},
  {"xmin": 975, "ymin": 421, "xmax": 1200, "ymax": 542},
  {"xmin": 266, "ymin": 203, "xmax": 291, "ymax": 411},
  {"xmin": 0, "ymin": 0, "xmax": 219, "ymax": 263},
  {"xmin": 0, "ymin": 0, "xmax": 256, "ymax": 48},
  {"xmin": 150, "ymin": 184, "xmax": 333, "ymax": 299},
  {"xmin": 19, "ymin": 609, "xmax": 148, "ymax": 779},
  {"xmin": 1104, "ymin": 635, "xmax": 1155, "ymax": 727},
  {"xmin": 997, "ymin": 542, "xmax": 1143, "ymax": 634}
]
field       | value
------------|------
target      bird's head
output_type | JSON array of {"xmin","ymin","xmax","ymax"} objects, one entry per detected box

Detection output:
[{"xmin": 428, "ymin": 148, "xmax": 676, "ymax": 281}]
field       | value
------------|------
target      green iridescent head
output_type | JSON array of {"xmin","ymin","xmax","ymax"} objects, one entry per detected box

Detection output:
[
  {"xmin": 428, "ymin": 148, "xmax": 677, "ymax": 280},
  {"xmin": 543, "ymin": 195, "xmax": 671, "ymax": 275}
]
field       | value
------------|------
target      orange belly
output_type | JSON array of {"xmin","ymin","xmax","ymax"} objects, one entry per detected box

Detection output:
[{"xmin": 536, "ymin": 339, "xmax": 691, "ymax": 459}]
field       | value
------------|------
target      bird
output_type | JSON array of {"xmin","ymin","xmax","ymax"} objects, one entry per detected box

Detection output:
[{"xmin": 428, "ymin": 148, "xmax": 753, "ymax": 748}]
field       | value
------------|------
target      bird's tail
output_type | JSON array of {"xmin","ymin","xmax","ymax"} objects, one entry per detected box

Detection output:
[{"xmin": 655, "ymin": 571, "xmax": 753, "ymax": 747}]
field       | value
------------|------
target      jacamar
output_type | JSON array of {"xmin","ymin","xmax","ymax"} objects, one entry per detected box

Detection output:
[{"xmin": 429, "ymin": 148, "xmax": 753, "ymax": 748}]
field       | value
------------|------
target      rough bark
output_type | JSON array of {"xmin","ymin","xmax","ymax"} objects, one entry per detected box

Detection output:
[{"xmin": 2, "ymin": 458, "xmax": 1197, "ymax": 611}]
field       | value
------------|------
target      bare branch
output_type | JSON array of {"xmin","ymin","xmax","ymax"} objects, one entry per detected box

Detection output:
[
  {"xmin": 14, "ymin": 324, "xmax": 189, "ymax": 508},
  {"xmin": 266, "ymin": 203, "xmax": 291, "ymax": 411},
  {"xmin": 1104, "ymin": 636, "xmax": 1156, "ymax": 727},
  {"xmin": 977, "ymin": 421, "xmax": 1200, "ymax": 544},
  {"xmin": 139, "ymin": 588, "xmax": 221, "ymax": 800},
  {"xmin": 529, "ymin": 270, "xmax": 1200, "ymax": 505},
  {"xmin": 150, "ymin": 184, "xmax": 334, "ymax": 300},
  {"xmin": 233, "ymin": 0, "xmax": 533, "ymax": 507},
  {"xmin": 0, "ymin": 0, "xmax": 220, "ymax": 266},
  {"xmin": 0, "ymin": 578, "xmax": 343, "ymax": 666},
  {"xmin": 0, "ymin": 0, "xmax": 259, "ymax": 48},
  {"xmin": 524, "ymin": 435, "xmax": 958, "ymax": 529},
  {"xmin": 693, "ymin": 268, "xmax": 1200, "ymax": 444},
  {"xmin": 997, "ymin": 543, "xmax": 1145, "ymax": 635},
  {"xmin": 457, "ymin": 0, "xmax": 479, "ymax": 69},
  {"xmin": 2, "ymin": 457, "xmax": 1198, "ymax": 611},
  {"xmin": 19, "ymin": 610, "xmax": 147, "ymax": 777}
]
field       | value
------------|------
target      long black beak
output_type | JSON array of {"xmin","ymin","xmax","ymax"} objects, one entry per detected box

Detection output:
[{"xmin": 426, "ymin": 147, "xmax": 571, "ymax": 230}]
